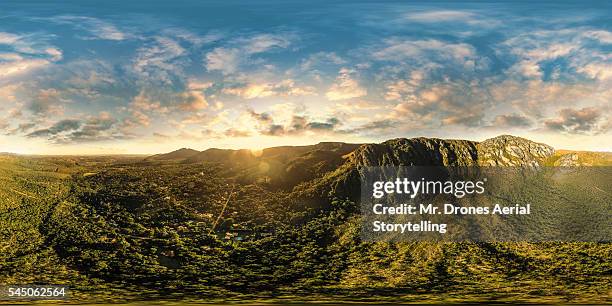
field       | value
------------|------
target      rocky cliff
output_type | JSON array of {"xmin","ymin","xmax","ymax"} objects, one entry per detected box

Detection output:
[
  {"xmin": 294, "ymin": 135, "xmax": 557, "ymax": 202},
  {"xmin": 477, "ymin": 135, "xmax": 554, "ymax": 166},
  {"xmin": 347, "ymin": 135, "xmax": 554, "ymax": 167}
]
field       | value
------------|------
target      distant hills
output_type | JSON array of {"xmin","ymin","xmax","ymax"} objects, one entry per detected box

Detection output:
[
  {"xmin": 146, "ymin": 148, "xmax": 200, "ymax": 160},
  {"xmin": 147, "ymin": 142, "xmax": 360, "ymax": 163},
  {"xmin": 144, "ymin": 135, "xmax": 610, "ymax": 196},
  {"xmin": 148, "ymin": 135, "xmax": 610, "ymax": 168}
]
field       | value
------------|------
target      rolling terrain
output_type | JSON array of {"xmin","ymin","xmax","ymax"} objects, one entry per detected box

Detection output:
[{"xmin": 0, "ymin": 135, "xmax": 610, "ymax": 304}]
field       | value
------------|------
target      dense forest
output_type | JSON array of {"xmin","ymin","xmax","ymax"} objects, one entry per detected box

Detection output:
[{"xmin": 1, "ymin": 135, "xmax": 611, "ymax": 304}]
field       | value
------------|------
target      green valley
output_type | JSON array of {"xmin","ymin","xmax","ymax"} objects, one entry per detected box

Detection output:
[{"xmin": 0, "ymin": 136, "xmax": 610, "ymax": 304}]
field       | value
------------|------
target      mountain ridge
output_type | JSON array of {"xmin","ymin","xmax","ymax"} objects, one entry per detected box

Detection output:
[
  {"xmin": 149, "ymin": 135, "xmax": 556, "ymax": 166},
  {"xmin": 144, "ymin": 135, "xmax": 610, "ymax": 195}
]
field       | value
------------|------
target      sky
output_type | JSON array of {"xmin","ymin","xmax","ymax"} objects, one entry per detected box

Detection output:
[{"xmin": 0, "ymin": 0, "xmax": 610, "ymax": 154}]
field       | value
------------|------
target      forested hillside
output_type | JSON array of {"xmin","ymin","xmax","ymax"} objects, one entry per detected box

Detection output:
[{"xmin": 0, "ymin": 136, "xmax": 610, "ymax": 304}]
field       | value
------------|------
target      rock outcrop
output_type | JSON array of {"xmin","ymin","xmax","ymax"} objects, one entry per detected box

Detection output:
[
  {"xmin": 347, "ymin": 135, "xmax": 554, "ymax": 168},
  {"xmin": 296, "ymin": 135, "xmax": 557, "ymax": 203},
  {"xmin": 555, "ymin": 153, "xmax": 581, "ymax": 166},
  {"xmin": 477, "ymin": 135, "xmax": 555, "ymax": 167},
  {"xmin": 348, "ymin": 138, "xmax": 479, "ymax": 167}
]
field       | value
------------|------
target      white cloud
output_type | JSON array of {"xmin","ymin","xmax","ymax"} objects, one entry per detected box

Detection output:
[
  {"xmin": 505, "ymin": 41, "xmax": 576, "ymax": 78},
  {"xmin": 404, "ymin": 10, "xmax": 476, "ymax": 22},
  {"xmin": 238, "ymin": 33, "xmax": 292, "ymax": 53},
  {"xmin": 0, "ymin": 84, "xmax": 19, "ymax": 102},
  {"xmin": 384, "ymin": 70, "xmax": 424, "ymax": 101},
  {"xmin": 576, "ymin": 63, "xmax": 612, "ymax": 80},
  {"xmin": 501, "ymin": 29, "xmax": 612, "ymax": 81},
  {"xmin": 187, "ymin": 80, "xmax": 213, "ymax": 91},
  {"xmin": 0, "ymin": 59, "xmax": 52, "ymax": 78},
  {"xmin": 372, "ymin": 39, "xmax": 476, "ymax": 64},
  {"xmin": 130, "ymin": 91, "xmax": 168, "ymax": 113},
  {"xmin": 176, "ymin": 90, "xmax": 208, "ymax": 111},
  {"xmin": 300, "ymin": 52, "xmax": 345, "ymax": 71},
  {"xmin": 205, "ymin": 47, "xmax": 241, "ymax": 75},
  {"xmin": 389, "ymin": 80, "xmax": 492, "ymax": 128},
  {"xmin": 128, "ymin": 87, "xmax": 209, "ymax": 122},
  {"xmin": 29, "ymin": 88, "xmax": 66, "ymax": 116},
  {"xmin": 489, "ymin": 79, "xmax": 610, "ymax": 116},
  {"xmin": 89, "ymin": 23, "xmax": 126, "ymax": 40},
  {"xmin": 0, "ymin": 32, "xmax": 62, "ymax": 79},
  {"xmin": 205, "ymin": 33, "xmax": 294, "ymax": 75},
  {"xmin": 162, "ymin": 28, "xmax": 223, "ymax": 46},
  {"xmin": 54, "ymin": 16, "xmax": 129, "ymax": 40},
  {"xmin": 0, "ymin": 32, "xmax": 20, "ymax": 44},
  {"xmin": 583, "ymin": 30, "xmax": 612, "ymax": 44},
  {"xmin": 326, "ymin": 68, "xmax": 367, "ymax": 101},
  {"xmin": 222, "ymin": 79, "xmax": 316, "ymax": 99},
  {"xmin": 133, "ymin": 36, "xmax": 186, "ymax": 84}
]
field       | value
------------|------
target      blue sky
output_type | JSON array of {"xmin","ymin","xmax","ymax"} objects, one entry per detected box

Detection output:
[{"xmin": 0, "ymin": 0, "xmax": 610, "ymax": 154}]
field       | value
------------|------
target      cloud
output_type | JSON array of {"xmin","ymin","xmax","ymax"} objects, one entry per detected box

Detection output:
[
  {"xmin": 441, "ymin": 113, "xmax": 485, "ymax": 127},
  {"xmin": 0, "ymin": 32, "xmax": 20, "ymax": 44},
  {"xmin": 293, "ymin": 116, "xmax": 340, "ymax": 131},
  {"xmin": 123, "ymin": 92, "xmax": 162, "ymax": 128},
  {"xmin": 501, "ymin": 29, "xmax": 612, "ymax": 81},
  {"xmin": 506, "ymin": 42, "xmax": 576, "ymax": 79},
  {"xmin": 176, "ymin": 90, "xmax": 208, "ymax": 111},
  {"xmin": 391, "ymin": 81, "xmax": 490, "ymax": 128},
  {"xmin": 383, "ymin": 70, "xmax": 425, "ymax": 101},
  {"xmin": 356, "ymin": 119, "xmax": 397, "ymax": 131},
  {"xmin": 544, "ymin": 107, "xmax": 609, "ymax": 134},
  {"xmin": 222, "ymin": 79, "xmax": 316, "ymax": 99},
  {"xmin": 124, "ymin": 111, "xmax": 151, "ymax": 128},
  {"xmin": 0, "ymin": 58, "xmax": 53, "ymax": 78},
  {"xmin": 205, "ymin": 47, "xmax": 241, "ymax": 75},
  {"xmin": 339, "ymin": 119, "xmax": 398, "ymax": 135},
  {"xmin": 237, "ymin": 33, "xmax": 292, "ymax": 53},
  {"xmin": 58, "ymin": 60, "xmax": 118, "ymax": 98},
  {"xmin": 4, "ymin": 5, "xmax": 611, "ymax": 152},
  {"xmin": 247, "ymin": 108, "xmax": 273, "ymax": 123},
  {"xmin": 488, "ymin": 79, "xmax": 607, "ymax": 116},
  {"xmin": 333, "ymin": 100, "xmax": 382, "ymax": 112},
  {"xmin": 125, "ymin": 88, "xmax": 209, "ymax": 128},
  {"xmin": 224, "ymin": 128, "xmax": 252, "ymax": 137},
  {"xmin": 326, "ymin": 68, "xmax": 367, "ymax": 100},
  {"xmin": 372, "ymin": 39, "xmax": 476, "ymax": 64},
  {"xmin": 300, "ymin": 52, "xmax": 345, "ymax": 71},
  {"xmin": 130, "ymin": 91, "xmax": 168, "ymax": 113},
  {"xmin": 205, "ymin": 33, "xmax": 294, "ymax": 75},
  {"xmin": 161, "ymin": 28, "xmax": 223, "ymax": 46},
  {"xmin": 490, "ymin": 114, "xmax": 532, "ymax": 128},
  {"xmin": 576, "ymin": 62, "xmax": 612, "ymax": 81},
  {"xmin": 27, "ymin": 88, "xmax": 65, "ymax": 116},
  {"xmin": 187, "ymin": 80, "xmax": 213, "ymax": 91},
  {"xmin": 0, "ymin": 32, "xmax": 62, "ymax": 79},
  {"xmin": 153, "ymin": 132, "xmax": 171, "ymax": 139},
  {"xmin": 133, "ymin": 36, "xmax": 187, "ymax": 84},
  {"xmin": 26, "ymin": 113, "xmax": 132, "ymax": 143},
  {"xmin": 404, "ymin": 10, "xmax": 476, "ymax": 23},
  {"xmin": 53, "ymin": 16, "xmax": 129, "ymax": 40},
  {"xmin": 246, "ymin": 109, "xmax": 341, "ymax": 136},
  {"xmin": 6, "ymin": 122, "xmax": 36, "ymax": 135},
  {"xmin": 0, "ymin": 84, "xmax": 20, "ymax": 102},
  {"xmin": 583, "ymin": 30, "xmax": 612, "ymax": 44},
  {"xmin": 27, "ymin": 119, "xmax": 81, "ymax": 138}
]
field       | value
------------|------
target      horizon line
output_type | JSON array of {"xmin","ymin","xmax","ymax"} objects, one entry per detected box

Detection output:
[{"xmin": 3, "ymin": 135, "xmax": 612, "ymax": 156}]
